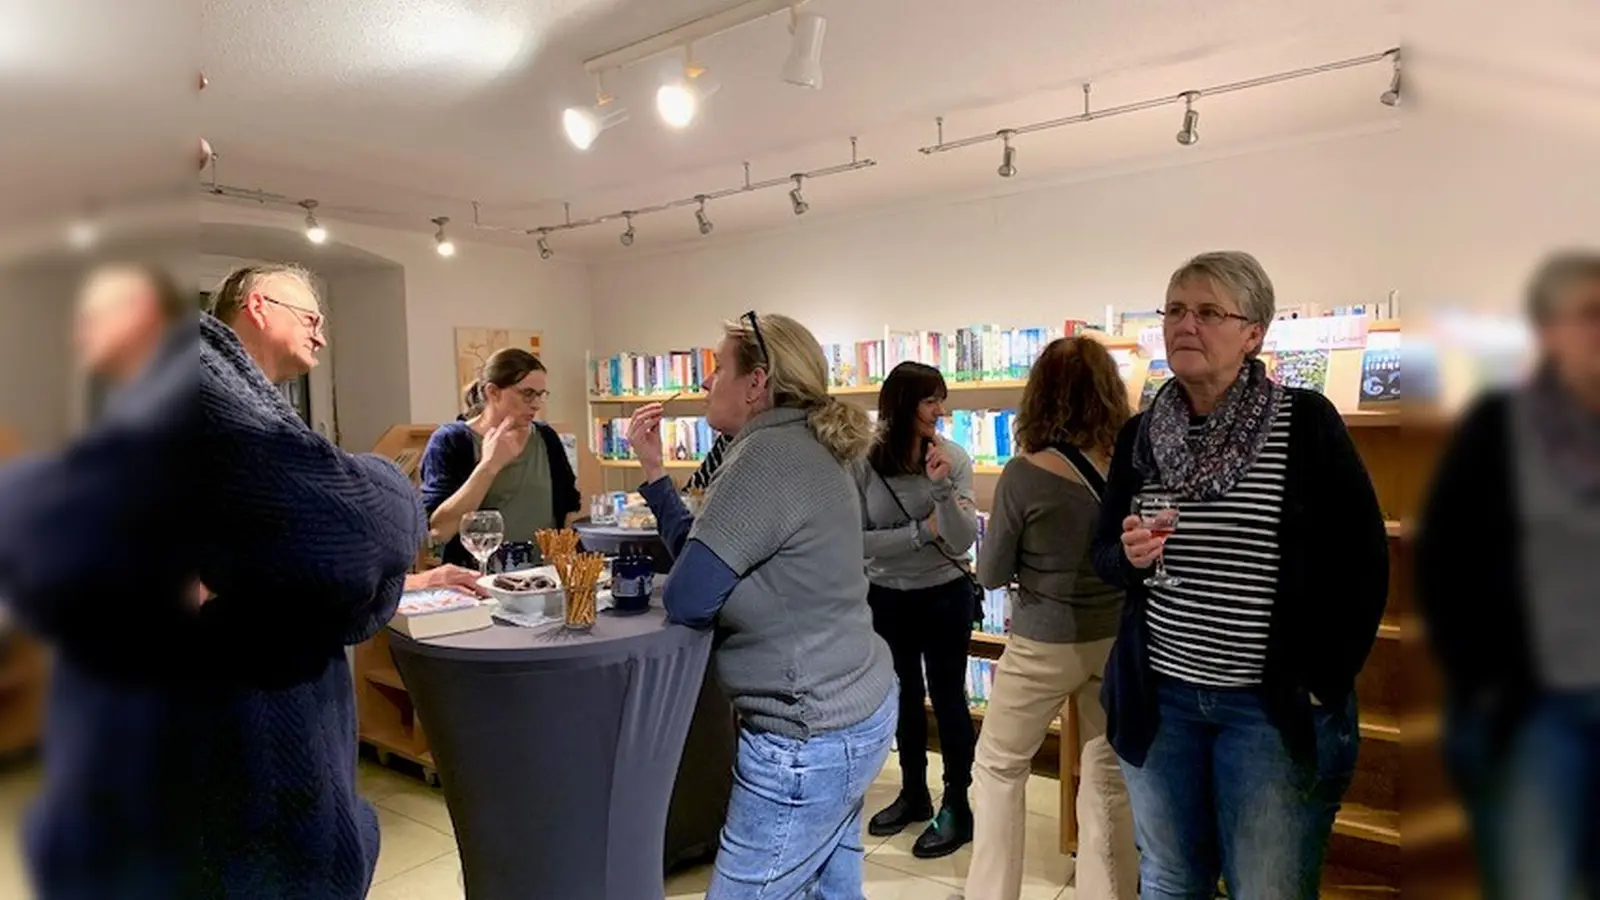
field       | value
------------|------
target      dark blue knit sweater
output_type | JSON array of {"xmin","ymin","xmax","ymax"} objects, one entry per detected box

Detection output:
[{"xmin": 0, "ymin": 316, "xmax": 427, "ymax": 899}]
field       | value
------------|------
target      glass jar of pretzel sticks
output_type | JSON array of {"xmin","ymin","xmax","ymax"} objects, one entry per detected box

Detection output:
[{"xmin": 536, "ymin": 529, "xmax": 604, "ymax": 633}]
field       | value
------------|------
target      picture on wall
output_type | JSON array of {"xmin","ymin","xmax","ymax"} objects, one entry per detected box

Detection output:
[
  {"xmin": 1264, "ymin": 349, "xmax": 1331, "ymax": 394},
  {"xmin": 455, "ymin": 327, "xmax": 543, "ymax": 415}
]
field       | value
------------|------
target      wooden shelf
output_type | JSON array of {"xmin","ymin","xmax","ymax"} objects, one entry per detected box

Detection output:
[
  {"xmin": 589, "ymin": 391, "xmax": 708, "ymax": 403},
  {"xmin": 969, "ymin": 631, "xmax": 1009, "ymax": 647},
  {"xmin": 1384, "ymin": 520, "xmax": 1403, "ymax": 538},
  {"xmin": 596, "ymin": 458, "xmax": 701, "ymax": 470},
  {"xmin": 1321, "ymin": 866, "xmax": 1399, "ymax": 898},
  {"xmin": 1376, "ymin": 619, "xmax": 1402, "ymax": 641},
  {"xmin": 365, "ymin": 667, "xmax": 407, "ymax": 691},
  {"xmin": 1334, "ymin": 803, "xmax": 1401, "ymax": 846},
  {"xmin": 1360, "ymin": 711, "xmax": 1401, "ymax": 743}
]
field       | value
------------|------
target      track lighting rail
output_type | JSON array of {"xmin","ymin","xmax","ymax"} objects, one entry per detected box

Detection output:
[
  {"xmin": 471, "ymin": 137, "xmax": 873, "ymax": 241},
  {"xmin": 918, "ymin": 47, "xmax": 1398, "ymax": 155}
]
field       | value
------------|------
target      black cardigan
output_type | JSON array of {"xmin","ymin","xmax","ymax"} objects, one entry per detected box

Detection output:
[
  {"xmin": 1090, "ymin": 388, "xmax": 1390, "ymax": 766},
  {"xmin": 1413, "ymin": 393, "xmax": 1536, "ymax": 723}
]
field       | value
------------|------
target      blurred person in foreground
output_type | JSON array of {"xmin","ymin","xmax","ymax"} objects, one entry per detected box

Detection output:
[
  {"xmin": 0, "ymin": 264, "xmax": 198, "ymax": 899},
  {"xmin": 0, "ymin": 259, "xmax": 431, "ymax": 899},
  {"xmin": 1092, "ymin": 251, "xmax": 1389, "ymax": 899},
  {"xmin": 1416, "ymin": 250, "xmax": 1600, "ymax": 900},
  {"xmin": 626, "ymin": 313, "xmax": 896, "ymax": 898}
]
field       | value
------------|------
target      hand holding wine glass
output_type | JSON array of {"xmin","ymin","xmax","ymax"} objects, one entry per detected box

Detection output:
[
  {"xmin": 1130, "ymin": 493, "xmax": 1182, "ymax": 587},
  {"xmin": 459, "ymin": 510, "xmax": 506, "ymax": 577}
]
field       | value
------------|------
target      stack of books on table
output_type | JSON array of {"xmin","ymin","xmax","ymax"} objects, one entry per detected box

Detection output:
[{"xmin": 388, "ymin": 589, "xmax": 493, "ymax": 639}]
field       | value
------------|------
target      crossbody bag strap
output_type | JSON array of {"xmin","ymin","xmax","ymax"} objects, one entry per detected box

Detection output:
[
  {"xmin": 1047, "ymin": 443, "xmax": 1108, "ymax": 503},
  {"xmin": 874, "ymin": 468, "xmax": 975, "ymax": 579}
]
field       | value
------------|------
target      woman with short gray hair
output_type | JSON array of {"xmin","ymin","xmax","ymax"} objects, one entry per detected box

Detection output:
[{"xmin": 1091, "ymin": 251, "xmax": 1389, "ymax": 898}]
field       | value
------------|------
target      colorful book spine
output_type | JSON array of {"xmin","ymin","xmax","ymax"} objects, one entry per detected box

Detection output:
[{"xmin": 594, "ymin": 416, "xmax": 714, "ymax": 461}]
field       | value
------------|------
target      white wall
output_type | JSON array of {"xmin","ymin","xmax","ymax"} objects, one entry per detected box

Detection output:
[
  {"xmin": 325, "ymin": 266, "xmax": 410, "ymax": 453},
  {"xmin": 199, "ymin": 205, "xmax": 595, "ymax": 435},
  {"xmin": 589, "ymin": 128, "xmax": 1410, "ymax": 353},
  {"xmin": 0, "ymin": 266, "xmax": 77, "ymax": 448}
]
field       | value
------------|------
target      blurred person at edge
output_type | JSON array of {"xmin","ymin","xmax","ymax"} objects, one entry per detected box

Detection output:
[
  {"xmin": 626, "ymin": 313, "xmax": 897, "ymax": 898},
  {"xmin": 1090, "ymin": 251, "xmax": 1389, "ymax": 900},
  {"xmin": 1416, "ymin": 251, "xmax": 1600, "ymax": 900},
  {"xmin": 852, "ymin": 361, "xmax": 980, "ymax": 859},
  {"xmin": 0, "ymin": 264, "xmax": 200, "ymax": 900}
]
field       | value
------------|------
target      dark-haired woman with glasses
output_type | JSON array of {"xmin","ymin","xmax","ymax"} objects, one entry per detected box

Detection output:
[
  {"xmin": 421, "ymin": 347, "xmax": 580, "ymax": 567},
  {"xmin": 852, "ymin": 361, "xmax": 981, "ymax": 858}
]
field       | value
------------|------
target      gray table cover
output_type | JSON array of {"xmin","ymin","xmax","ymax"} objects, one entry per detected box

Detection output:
[{"xmin": 390, "ymin": 605, "xmax": 713, "ymax": 900}]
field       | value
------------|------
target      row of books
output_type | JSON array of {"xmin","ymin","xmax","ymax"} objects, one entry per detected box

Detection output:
[
  {"xmin": 590, "ymin": 348, "xmax": 716, "ymax": 397},
  {"xmin": 966, "ymin": 657, "xmax": 998, "ymax": 709},
  {"xmin": 936, "ymin": 409, "xmax": 1017, "ymax": 465},
  {"xmin": 824, "ymin": 325, "xmax": 1067, "ymax": 388},
  {"xmin": 969, "ymin": 512, "xmax": 1014, "ymax": 636},
  {"xmin": 593, "ymin": 416, "xmax": 718, "ymax": 461}
]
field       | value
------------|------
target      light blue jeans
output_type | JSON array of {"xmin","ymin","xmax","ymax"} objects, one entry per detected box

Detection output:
[
  {"xmin": 1119, "ymin": 677, "xmax": 1359, "ymax": 900},
  {"xmin": 708, "ymin": 689, "xmax": 897, "ymax": 899}
]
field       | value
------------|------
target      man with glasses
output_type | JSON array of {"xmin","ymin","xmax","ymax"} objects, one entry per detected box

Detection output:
[{"xmin": 207, "ymin": 263, "xmax": 327, "ymax": 384}]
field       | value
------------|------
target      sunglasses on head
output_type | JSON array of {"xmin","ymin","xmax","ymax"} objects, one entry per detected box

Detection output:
[{"xmin": 743, "ymin": 310, "xmax": 769, "ymax": 368}]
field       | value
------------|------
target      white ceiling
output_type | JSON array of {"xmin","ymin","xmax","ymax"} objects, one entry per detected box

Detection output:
[{"xmin": 192, "ymin": 0, "xmax": 1410, "ymax": 257}]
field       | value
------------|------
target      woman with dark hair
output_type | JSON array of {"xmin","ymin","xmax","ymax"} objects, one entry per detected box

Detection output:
[
  {"xmin": 851, "ymin": 361, "xmax": 980, "ymax": 858},
  {"xmin": 420, "ymin": 347, "xmax": 580, "ymax": 567},
  {"xmin": 964, "ymin": 336, "xmax": 1137, "ymax": 900}
]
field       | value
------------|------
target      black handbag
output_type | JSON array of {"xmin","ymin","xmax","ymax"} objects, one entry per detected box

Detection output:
[{"xmin": 874, "ymin": 470, "xmax": 986, "ymax": 625}]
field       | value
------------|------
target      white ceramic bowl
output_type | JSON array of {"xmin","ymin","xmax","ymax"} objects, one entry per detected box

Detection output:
[{"xmin": 478, "ymin": 566, "xmax": 565, "ymax": 619}]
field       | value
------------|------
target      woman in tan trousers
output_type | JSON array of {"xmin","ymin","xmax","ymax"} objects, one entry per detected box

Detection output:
[{"xmin": 960, "ymin": 337, "xmax": 1138, "ymax": 900}]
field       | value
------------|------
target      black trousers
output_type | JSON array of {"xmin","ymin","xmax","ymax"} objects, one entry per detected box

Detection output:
[{"xmin": 868, "ymin": 576, "xmax": 977, "ymax": 797}]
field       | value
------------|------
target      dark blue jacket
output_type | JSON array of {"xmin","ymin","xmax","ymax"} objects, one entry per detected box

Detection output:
[{"xmin": 0, "ymin": 315, "xmax": 427, "ymax": 899}]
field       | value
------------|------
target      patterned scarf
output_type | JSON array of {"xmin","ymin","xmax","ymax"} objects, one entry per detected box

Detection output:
[{"xmin": 1134, "ymin": 357, "xmax": 1286, "ymax": 501}]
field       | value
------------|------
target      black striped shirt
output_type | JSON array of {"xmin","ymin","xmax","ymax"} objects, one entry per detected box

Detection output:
[
  {"xmin": 685, "ymin": 432, "xmax": 732, "ymax": 491},
  {"xmin": 1144, "ymin": 404, "xmax": 1291, "ymax": 687}
]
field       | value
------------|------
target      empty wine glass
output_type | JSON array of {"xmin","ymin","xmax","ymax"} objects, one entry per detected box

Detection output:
[
  {"xmin": 1133, "ymin": 493, "xmax": 1182, "ymax": 588},
  {"xmin": 460, "ymin": 510, "xmax": 505, "ymax": 577}
]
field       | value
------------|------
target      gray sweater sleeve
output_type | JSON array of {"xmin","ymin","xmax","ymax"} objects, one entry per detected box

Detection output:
[
  {"xmin": 930, "ymin": 441, "xmax": 979, "ymax": 555},
  {"xmin": 977, "ymin": 461, "xmax": 1023, "ymax": 589}
]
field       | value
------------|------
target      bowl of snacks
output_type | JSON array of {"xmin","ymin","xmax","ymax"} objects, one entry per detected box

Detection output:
[{"xmin": 478, "ymin": 566, "xmax": 564, "ymax": 619}]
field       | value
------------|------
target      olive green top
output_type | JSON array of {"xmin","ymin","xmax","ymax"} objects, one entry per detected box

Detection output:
[{"xmin": 470, "ymin": 427, "xmax": 557, "ymax": 547}]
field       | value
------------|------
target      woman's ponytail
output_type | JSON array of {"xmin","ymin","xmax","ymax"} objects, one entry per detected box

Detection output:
[
  {"xmin": 806, "ymin": 395, "xmax": 874, "ymax": 463},
  {"xmin": 461, "ymin": 380, "xmax": 486, "ymax": 418}
]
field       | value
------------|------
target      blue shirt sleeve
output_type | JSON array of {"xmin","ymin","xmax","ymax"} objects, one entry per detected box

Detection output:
[
  {"xmin": 420, "ymin": 424, "xmax": 476, "ymax": 515},
  {"xmin": 639, "ymin": 476, "xmax": 694, "ymax": 559},
  {"xmin": 662, "ymin": 539, "xmax": 739, "ymax": 629}
]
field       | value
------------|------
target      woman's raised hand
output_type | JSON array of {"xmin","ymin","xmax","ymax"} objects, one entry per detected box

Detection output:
[
  {"xmin": 481, "ymin": 418, "xmax": 530, "ymax": 473},
  {"xmin": 627, "ymin": 403, "xmax": 668, "ymax": 481}
]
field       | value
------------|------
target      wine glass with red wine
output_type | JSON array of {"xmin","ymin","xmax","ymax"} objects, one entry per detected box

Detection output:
[{"xmin": 1134, "ymin": 493, "xmax": 1182, "ymax": 587}]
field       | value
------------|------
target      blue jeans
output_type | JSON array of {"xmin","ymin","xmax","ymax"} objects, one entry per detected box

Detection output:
[
  {"xmin": 1444, "ymin": 690, "xmax": 1600, "ymax": 900},
  {"xmin": 1119, "ymin": 678, "xmax": 1359, "ymax": 900},
  {"xmin": 708, "ymin": 689, "xmax": 898, "ymax": 900}
]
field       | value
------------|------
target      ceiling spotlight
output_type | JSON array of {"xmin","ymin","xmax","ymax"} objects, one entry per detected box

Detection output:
[
  {"xmin": 695, "ymin": 196, "xmax": 714, "ymax": 235},
  {"xmin": 536, "ymin": 231, "xmax": 553, "ymax": 260},
  {"xmin": 1175, "ymin": 92, "xmax": 1200, "ymax": 146},
  {"xmin": 619, "ymin": 212, "xmax": 636, "ymax": 247},
  {"xmin": 1380, "ymin": 49, "xmax": 1402, "ymax": 107},
  {"xmin": 563, "ymin": 89, "xmax": 627, "ymax": 150},
  {"xmin": 432, "ymin": 216, "xmax": 455, "ymax": 257},
  {"xmin": 657, "ymin": 52, "xmax": 720, "ymax": 129},
  {"xmin": 782, "ymin": 11, "xmax": 827, "ymax": 89},
  {"xmin": 301, "ymin": 199, "xmax": 327, "ymax": 244},
  {"xmin": 788, "ymin": 175, "xmax": 809, "ymax": 216},
  {"xmin": 67, "ymin": 219, "xmax": 97, "ymax": 251},
  {"xmin": 997, "ymin": 130, "xmax": 1018, "ymax": 178}
]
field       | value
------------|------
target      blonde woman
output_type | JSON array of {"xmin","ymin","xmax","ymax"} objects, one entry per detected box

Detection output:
[
  {"xmin": 962, "ymin": 337, "xmax": 1138, "ymax": 900},
  {"xmin": 627, "ymin": 312, "xmax": 897, "ymax": 899}
]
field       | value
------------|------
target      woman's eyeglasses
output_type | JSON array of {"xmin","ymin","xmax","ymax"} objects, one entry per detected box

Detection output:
[
  {"xmin": 1160, "ymin": 305, "xmax": 1251, "ymax": 327},
  {"xmin": 743, "ymin": 310, "xmax": 770, "ymax": 368},
  {"xmin": 515, "ymin": 387, "xmax": 550, "ymax": 404}
]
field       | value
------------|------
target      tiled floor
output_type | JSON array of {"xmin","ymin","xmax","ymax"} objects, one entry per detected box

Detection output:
[{"xmin": 0, "ymin": 751, "xmax": 1078, "ymax": 899}]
